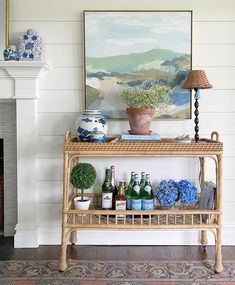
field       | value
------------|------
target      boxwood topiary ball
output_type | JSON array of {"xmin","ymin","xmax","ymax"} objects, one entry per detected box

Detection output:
[{"xmin": 70, "ymin": 163, "xmax": 96, "ymax": 190}]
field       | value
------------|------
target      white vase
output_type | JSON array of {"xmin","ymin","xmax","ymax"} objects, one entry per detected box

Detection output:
[
  {"xmin": 76, "ymin": 110, "xmax": 108, "ymax": 142},
  {"xmin": 74, "ymin": 196, "xmax": 91, "ymax": 210}
]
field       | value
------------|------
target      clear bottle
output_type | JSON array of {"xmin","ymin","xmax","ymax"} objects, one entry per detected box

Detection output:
[
  {"xmin": 110, "ymin": 165, "xmax": 118, "ymax": 209},
  {"xmin": 102, "ymin": 169, "xmax": 113, "ymax": 210},
  {"xmin": 126, "ymin": 171, "xmax": 135, "ymax": 210},
  {"xmin": 115, "ymin": 181, "xmax": 127, "ymax": 217},
  {"xmin": 131, "ymin": 174, "xmax": 142, "ymax": 210},
  {"xmin": 142, "ymin": 174, "xmax": 154, "ymax": 210}
]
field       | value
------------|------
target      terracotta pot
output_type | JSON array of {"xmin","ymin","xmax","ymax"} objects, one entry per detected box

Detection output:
[{"xmin": 126, "ymin": 108, "xmax": 155, "ymax": 135}]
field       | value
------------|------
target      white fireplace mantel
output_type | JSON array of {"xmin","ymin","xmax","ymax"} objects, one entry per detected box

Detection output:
[{"xmin": 0, "ymin": 61, "xmax": 52, "ymax": 247}]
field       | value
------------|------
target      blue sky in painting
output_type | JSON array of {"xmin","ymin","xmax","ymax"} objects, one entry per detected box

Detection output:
[{"xmin": 85, "ymin": 11, "xmax": 191, "ymax": 58}]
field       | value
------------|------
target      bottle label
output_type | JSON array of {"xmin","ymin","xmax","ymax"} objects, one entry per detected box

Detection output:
[
  {"xmin": 133, "ymin": 185, "xmax": 140, "ymax": 193},
  {"xmin": 102, "ymin": 193, "xmax": 113, "ymax": 209},
  {"xmin": 131, "ymin": 199, "xmax": 142, "ymax": 210},
  {"xmin": 115, "ymin": 200, "xmax": 126, "ymax": 211},
  {"xmin": 126, "ymin": 196, "xmax": 131, "ymax": 210},
  {"xmin": 142, "ymin": 199, "xmax": 154, "ymax": 210},
  {"xmin": 144, "ymin": 185, "xmax": 151, "ymax": 193}
]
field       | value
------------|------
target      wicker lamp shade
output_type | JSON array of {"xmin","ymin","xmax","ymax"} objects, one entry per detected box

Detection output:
[{"xmin": 182, "ymin": 70, "xmax": 213, "ymax": 89}]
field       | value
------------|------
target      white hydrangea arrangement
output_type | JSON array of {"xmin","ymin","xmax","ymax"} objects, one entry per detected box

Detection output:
[{"xmin": 120, "ymin": 85, "xmax": 172, "ymax": 110}]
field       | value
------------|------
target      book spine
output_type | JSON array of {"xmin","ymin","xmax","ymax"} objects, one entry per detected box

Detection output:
[{"xmin": 121, "ymin": 135, "xmax": 160, "ymax": 140}]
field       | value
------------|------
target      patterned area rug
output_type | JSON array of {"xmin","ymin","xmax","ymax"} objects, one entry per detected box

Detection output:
[{"xmin": 0, "ymin": 260, "xmax": 235, "ymax": 285}]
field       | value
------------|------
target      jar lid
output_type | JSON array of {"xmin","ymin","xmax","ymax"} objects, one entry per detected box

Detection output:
[{"xmin": 83, "ymin": 109, "xmax": 101, "ymax": 115}]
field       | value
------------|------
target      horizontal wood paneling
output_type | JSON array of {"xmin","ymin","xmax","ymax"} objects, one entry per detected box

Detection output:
[
  {"xmin": 39, "ymin": 67, "xmax": 83, "ymax": 90},
  {"xmin": 37, "ymin": 181, "xmax": 63, "ymax": 204},
  {"xmin": 193, "ymin": 45, "xmax": 235, "ymax": 67},
  {"xmin": 37, "ymin": 89, "xmax": 235, "ymax": 114},
  {"xmin": 45, "ymin": 44, "xmax": 83, "ymax": 67},
  {"xmin": 37, "ymin": 156, "xmax": 235, "ymax": 181},
  {"xmin": 194, "ymin": 22, "xmax": 235, "ymax": 44},
  {"xmin": 38, "ymin": 203, "xmax": 61, "ymax": 227},
  {"xmin": 38, "ymin": 90, "xmax": 83, "ymax": 113},
  {"xmin": 199, "ymin": 90, "xmax": 235, "ymax": 113},
  {"xmin": 37, "ymin": 157, "xmax": 201, "ymax": 181},
  {"xmin": 9, "ymin": 22, "xmax": 83, "ymax": 45},
  {"xmin": 37, "ymin": 112, "xmax": 235, "ymax": 135},
  {"xmin": 37, "ymin": 135, "xmax": 64, "ymax": 158},
  {"xmin": 10, "ymin": 0, "xmax": 235, "ymax": 22}
]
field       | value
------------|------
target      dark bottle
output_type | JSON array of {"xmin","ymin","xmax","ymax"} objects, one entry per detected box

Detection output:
[
  {"xmin": 142, "ymin": 174, "xmax": 154, "ymax": 210},
  {"xmin": 110, "ymin": 165, "xmax": 118, "ymax": 209},
  {"xmin": 102, "ymin": 168, "xmax": 113, "ymax": 210},
  {"xmin": 131, "ymin": 174, "xmax": 142, "ymax": 210},
  {"xmin": 126, "ymin": 171, "xmax": 135, "ymax": 210}
]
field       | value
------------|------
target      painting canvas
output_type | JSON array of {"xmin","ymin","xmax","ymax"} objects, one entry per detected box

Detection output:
[{"xmin": 84, "ymin": 11, "xmax": 192, "ymax": 119}]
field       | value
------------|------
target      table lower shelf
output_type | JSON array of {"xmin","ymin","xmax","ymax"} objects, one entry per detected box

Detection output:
[{"xmin": 64, "ymin": 208, "xmax": 220, "ymax": 230}]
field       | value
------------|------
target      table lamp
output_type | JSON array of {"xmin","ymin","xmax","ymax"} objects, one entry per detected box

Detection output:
[{"xmin": 182, "ymin": 70, "xmax": 212, "ymax": 143}]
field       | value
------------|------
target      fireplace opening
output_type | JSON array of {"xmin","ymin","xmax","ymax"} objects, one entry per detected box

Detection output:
[{"xmin": 0, "ymin": 139, "xmax": 3, "ymax": 235}]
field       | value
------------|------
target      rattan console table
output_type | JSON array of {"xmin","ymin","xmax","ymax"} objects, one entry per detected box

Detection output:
[{"xmin": 59, "ymin": 130, "xmax": 223, "ymax": 273}]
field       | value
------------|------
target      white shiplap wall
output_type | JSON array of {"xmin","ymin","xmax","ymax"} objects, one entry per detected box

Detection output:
[{"xmin": 9, "ymin": 0, "xmax": 235, "ymax": 245}]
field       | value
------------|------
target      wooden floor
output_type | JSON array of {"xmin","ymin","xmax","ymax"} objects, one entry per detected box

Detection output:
[{"xmin": 1, "ymin": 237, "xmax": 235, "ymax": 261}]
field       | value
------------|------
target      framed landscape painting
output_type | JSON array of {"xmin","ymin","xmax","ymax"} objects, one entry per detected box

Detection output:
[{"xmin": 84, "ymin": 10, "xmax": 192, "ymax": 119}]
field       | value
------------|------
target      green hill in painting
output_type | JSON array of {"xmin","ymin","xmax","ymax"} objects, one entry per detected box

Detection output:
[{"xmin": 86, "ymin": 48, "xmax": 189, "ymax": 74}]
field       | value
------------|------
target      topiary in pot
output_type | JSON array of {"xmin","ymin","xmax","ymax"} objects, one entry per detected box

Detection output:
[{"xmin": 70, "ymin": 163, "xmax": 96, "ymax": 209}]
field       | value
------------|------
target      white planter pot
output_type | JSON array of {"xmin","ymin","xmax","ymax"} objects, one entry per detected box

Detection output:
[{"xmin": 74, "ymin": 196, "xmax": 91, "ymax": 210}]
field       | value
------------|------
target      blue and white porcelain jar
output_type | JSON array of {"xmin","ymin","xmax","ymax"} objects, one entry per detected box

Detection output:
[
  {"xmin": 3, "ymin": 45, "xmax": 19, "ymax": 61},
  {"xmin": 18, "ymin": 29, "xmax": 45, "ymax": 61},
  {"xmin": 77, "ymin": 110, "xmax": 108, "ymax": 142}
]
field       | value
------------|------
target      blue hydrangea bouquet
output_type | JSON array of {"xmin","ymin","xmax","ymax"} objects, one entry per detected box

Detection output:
[{"xmin": 156, "ymin": 179, "xmax": 198, "ymax": 209}]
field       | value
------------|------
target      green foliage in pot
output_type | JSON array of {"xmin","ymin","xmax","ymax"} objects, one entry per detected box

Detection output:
[
  {"xmin": 120, "ymin": 85, "xmax": 172, "ymax": 110},
  {"xmin": 70, "ymin": 163, "xmax": 97, "ymax": 201}
]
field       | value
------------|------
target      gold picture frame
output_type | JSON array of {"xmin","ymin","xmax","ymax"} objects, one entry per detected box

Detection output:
[{"xmin": 0, "ymin": 0, "xmax": 9, "ymax": 60}]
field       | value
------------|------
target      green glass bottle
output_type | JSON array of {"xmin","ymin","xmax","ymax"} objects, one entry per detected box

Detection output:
[
  {"xmin": 140, "ymin": 172, "xmax": 146, "ymax": 193},
  {"xmin": 131, "ymin": 174, "xmax": 142, "ymax": 210},
  {"xmin": 102, "ymin": 168, "xmax": 113, "ymax": 210},
  {"xmin": 126, "ymin": 171, "xmax": 135, "ymax": 210},
  {"xmin": 142, "ymin": 174, "xmax": 154, "ymax": 210}
]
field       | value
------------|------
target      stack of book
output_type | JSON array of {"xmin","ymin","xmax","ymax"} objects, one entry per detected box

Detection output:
[{"xmin": 121, "ymin": 134, "xmax": 161, "ymax": 141}]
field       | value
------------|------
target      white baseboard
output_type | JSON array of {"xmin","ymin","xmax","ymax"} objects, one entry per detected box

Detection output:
[
  {"xmin": 32, "ymin": 223, "xmax": 235, "ymax": 247},
  {"xmin": 14, "ymin": 225, "xmax": 39, "ymax": 248}
]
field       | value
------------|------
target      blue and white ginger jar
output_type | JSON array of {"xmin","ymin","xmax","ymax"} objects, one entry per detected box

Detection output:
[
  {"xmin": 77, "ymin": 110, "xmax": 108, "ymax": 142},
  {"xmin": 18, "ymin": 29, "xmax": 45, "ymax": 61},
  {"xmin": 4, "ymin": 45, "xmax": 19, "ymax": 61}
]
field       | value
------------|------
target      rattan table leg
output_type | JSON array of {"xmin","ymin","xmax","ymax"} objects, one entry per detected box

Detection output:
[
  {"xmin": 201, "ymin": 230, "xmax": 208, "ymax": 251},
  {"xmin": 214, "ymin": 228, "xmax": 223, "ymax": 273},
  {"xmin": 70, "ymin": 228, "xmax": 77, "ymax": 245},
  {"xmin": 214, "ymin": 154, "xmax": 223, "ymax": 273},
  {"xmin": 59, "ymin": 226, "xmax": 68, "ymax": 272}
]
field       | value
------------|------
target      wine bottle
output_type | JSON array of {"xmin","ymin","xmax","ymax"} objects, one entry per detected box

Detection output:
[
  {"xmin": 110, "ymin": 165, "xmax": 118, "ymax": 209},
  {"xmin": 102, "ymin": 168, "xmax": 113, "ymax": 210}
]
